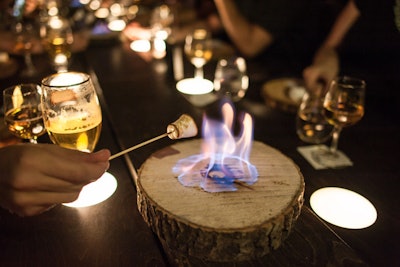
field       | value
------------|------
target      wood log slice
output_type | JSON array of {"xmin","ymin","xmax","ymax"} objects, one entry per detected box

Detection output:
[{"xmin": 137, "ymin": 139, "xmax": 305, "ymax": 263}]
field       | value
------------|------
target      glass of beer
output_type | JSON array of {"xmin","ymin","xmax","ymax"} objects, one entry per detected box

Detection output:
[
  {"xmin": 41, "ymin": 72, "xmax": 102, "ymax": 152},
  {"xmin": 41, "ymin": 72, "xmax": 116, "ymax": 207}
]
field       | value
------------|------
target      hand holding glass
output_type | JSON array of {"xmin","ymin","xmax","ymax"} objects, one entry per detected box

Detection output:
[
  {"xmin": 41, "ymin": 72, "xmax": 116, "ymax": 207},
  {"xmin": 3, "ymin": 84, "xmax": 46, "ymax": 143}
]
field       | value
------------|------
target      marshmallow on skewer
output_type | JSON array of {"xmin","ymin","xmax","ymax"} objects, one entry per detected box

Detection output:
[
  {"xmin": 109, "ymin": 114, "xmax": 197, "ymax": 160},
  {"xmin": 167, "ymin": 114, "xmax": 198, "ymax": 139}
]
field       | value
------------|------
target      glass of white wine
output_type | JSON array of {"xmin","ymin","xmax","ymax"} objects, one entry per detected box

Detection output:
[
  {"xmin": 41, "ymin": 72, "xmax": 117, "ymax": 207},
  {"xmin": 313, "ymin": 76, "xmax": 366, "ymax": 167},
  {"xmin": 184, "ymin": 28, "xmax": 213, "ymax": 79},
  {"xmin": 42, "ymin": 16, "xmax": 74, "ymax": 73},
  {"xmin": 3, "ymin": 84, "xmax": 46, "ymax": 143}
]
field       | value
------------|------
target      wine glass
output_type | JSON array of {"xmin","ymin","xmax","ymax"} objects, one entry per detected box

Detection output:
[
  {"xmin": 184, "ymin": 28, "xmax": 213, "ymax": 79},
  {"xmin": 42, "ymin": 16, "xmax": 74, "ymax": 72},
  {"xmin": 296, "ymin": 89, "xmax": 334, "ymax": 144},
  {"xmin": 213, "ymin": 56, "xmax": 249, "ymax": 102},
  {"xmin": 13, "ymin": 20, "xmax": 39, "ymax": 77},
  {"xmin": 3, "ymin": 84, "xmax": 46, "ymax": 144},
  {"xmin": 313, "ymin": 76, "xmax": 366, "ymax": 167},
  {"xmin": 41, "ymin": 72, "xmax": 117, "ymax": 207}
]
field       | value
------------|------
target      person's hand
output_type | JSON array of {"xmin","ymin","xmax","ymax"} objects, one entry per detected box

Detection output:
[
  {"xmin": 0, "ymin": 144, "xmax": 110, "ymax": 216},
  {"xmin": 303, "ymin": 46, "xmax": 340, "ymax": 91}
]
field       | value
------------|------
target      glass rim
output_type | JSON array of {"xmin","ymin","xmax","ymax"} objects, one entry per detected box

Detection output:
[
  {"xmin": 41, "ymin": 71, "xmax": 90, "ymax": 88},
  {"xmin": 334, "ymin": 76, "xmax": 366, "ymax": 88},
  {"xmin": 3, "ymin": 83, "xmax": 41, "ymax": 97}
]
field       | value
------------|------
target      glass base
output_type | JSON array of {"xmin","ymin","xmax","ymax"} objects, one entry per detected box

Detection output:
[{"xmin": 297, "ymin": 145, "xmax": 353, "ymax": 169}]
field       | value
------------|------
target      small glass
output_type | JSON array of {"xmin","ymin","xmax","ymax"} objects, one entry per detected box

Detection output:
[
  {"xmin": 3, "ymin": 84, "xmax": 46, "ymax": 143},
  {"xmin": 296, "ymin": 90, "xmax": 333, "ymax": 144},
  {"xmin": 214, "ymin": 56, "xmax": 249, "ymax": 102}
]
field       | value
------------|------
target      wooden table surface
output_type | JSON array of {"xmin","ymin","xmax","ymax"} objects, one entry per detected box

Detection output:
[{"xmin": 0, "ymin": 38, "xmax": 399, "ymax": 266}]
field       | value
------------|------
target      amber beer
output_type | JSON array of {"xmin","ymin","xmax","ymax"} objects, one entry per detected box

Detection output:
[
  {"xmin": 5, "ymin": 106, "xmax": 45, "ymax": 140},
  {"xmin": 46, "ymin": 36, "xmax": 71, "ymax": 59},
  {"xmin": 323, "ymin": 102, "xmax": 364, "ymax": 128},
  {"xmin": 45, "ymin": 113, "xmax": 102, "ymax": 152}
]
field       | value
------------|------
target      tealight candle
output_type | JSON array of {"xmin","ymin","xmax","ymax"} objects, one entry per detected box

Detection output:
[{"xmin": 176, "ymin": 78, "xmax": 216, "ymax": 107}]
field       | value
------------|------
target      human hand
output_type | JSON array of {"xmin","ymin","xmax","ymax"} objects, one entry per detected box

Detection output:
[
  {"xmin": 0, "ymin": 144, "xmax": 110, "ymax": 216},
  {"xmin": 303, "ymin": 46, "xmax": 339, "ymax": 92}
]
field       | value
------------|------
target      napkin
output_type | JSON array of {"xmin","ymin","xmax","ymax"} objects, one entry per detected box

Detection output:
[{"xmin": 297, "ymin": 145, "xmax": 353, "ymax": 170}]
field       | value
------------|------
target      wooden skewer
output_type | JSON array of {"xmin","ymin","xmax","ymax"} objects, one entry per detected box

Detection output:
[{"xmin": 109, "ymin": 132, "xmax": 172, "ymax": 160}]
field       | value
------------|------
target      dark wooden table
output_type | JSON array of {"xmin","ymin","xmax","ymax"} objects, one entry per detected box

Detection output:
[{"xmin": 1, "ymin": 38, "xmax": 399, "ymax": 266}]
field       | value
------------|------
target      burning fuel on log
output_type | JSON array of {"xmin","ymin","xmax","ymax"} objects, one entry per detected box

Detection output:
[{"xmin": 173, "ymin": 101, "xmax": 258, "ymax": 192}]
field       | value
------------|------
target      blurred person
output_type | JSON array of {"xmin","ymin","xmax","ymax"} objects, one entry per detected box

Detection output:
[
  {"xmin": 303, "ymin": 0, "xmax": 400, "ymax": 90},
  {"xmin": 210, "ymin": 0, "xmax": 326, "ymax": 66},
  {"xmin": 0, "ymin": 143, "xmax": 110, "ymax": 217}
]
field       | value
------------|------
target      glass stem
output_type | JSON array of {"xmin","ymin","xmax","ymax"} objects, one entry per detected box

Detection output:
[
  {"xmin": 29, "ymin": 138, "xmax": 38, "ymax": 144},
  {"xmin": 329, "ymin": 126, "xmax": 342, "ymax": 154},
  {"xmin": 194, "ymin": 66, "xmax": 203, "ymax": 79},
  {"xmin": 25, "ymin": 53, "xmax": 35, "ymax": 71}
]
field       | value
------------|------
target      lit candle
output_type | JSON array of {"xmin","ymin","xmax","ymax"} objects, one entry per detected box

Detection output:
[{"xmin": 176, "ymin": 78, "xmax": 214, "ymax": 95}]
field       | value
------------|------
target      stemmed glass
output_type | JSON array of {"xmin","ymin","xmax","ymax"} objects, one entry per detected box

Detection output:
[
  {"xmin": 184, "ymin": 28, "xmax": 213, "ymax": 79},
  {"xmin": 313, "ymin": 76, "xmax": 366, "ymax": 167},
  {"xmin": 41, "ymin": 72, "xmax": 117, "ymax": 207},
  {"xmin": 213, "ymin": 56, "xmax": 249, "ymax": 102},
  {"xmin": 13, "ymin": 20, "xmax": 39, "ymax": 77},
  {"xmin": 3, "ymin": 84, "xmax": 46, "ymax": 144},
  {"xmin": 42, "ymin": 16, "xmax": 74, "ymax": 73}
]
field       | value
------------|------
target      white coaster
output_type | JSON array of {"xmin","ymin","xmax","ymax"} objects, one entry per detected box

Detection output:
[{"xmin": 310, "ymin": 187, "xmax": 377, "ymax": 229}]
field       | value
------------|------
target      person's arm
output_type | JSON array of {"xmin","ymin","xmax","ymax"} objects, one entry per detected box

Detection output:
[
  {"xmin": 303, "ymin": 0, "xmax": 360, "ymax": 90},
  {"xmin": 0, "ymin": 144, "xmax": 110, "ymax": 216},
  {"xmin": 213, "ymin": 0, "xmax": 273, "ymax": 58}
]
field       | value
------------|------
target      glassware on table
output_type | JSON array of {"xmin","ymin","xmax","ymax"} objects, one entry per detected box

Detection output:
[
  {"xmin": 296, "ymin": 89, "xmax": 333, "ymax": 144},
  {"xmin": 42, "ymin": 16, "xmax": 74, "ymax": 72},
  {"xmin": 13, "ymin": 20, "xmax": 39, "ymax": 77},
  {"xmin": 312, "ymin": 76, "xmax": 366, "ymax": 167},
  {"xmin": 3, "ymin": 84, "xmax": 46, "ymax": 144},
  {"xmin": 213, "ymin": 56, "xmax": 249, "ymax": 102},
  {"xmin": 41, "ymin": 72, "xmax": 117, "ymax": 207},
  {"xmin": 184, "ymin": 28, "xmax": 213, "ymax": 79}
]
